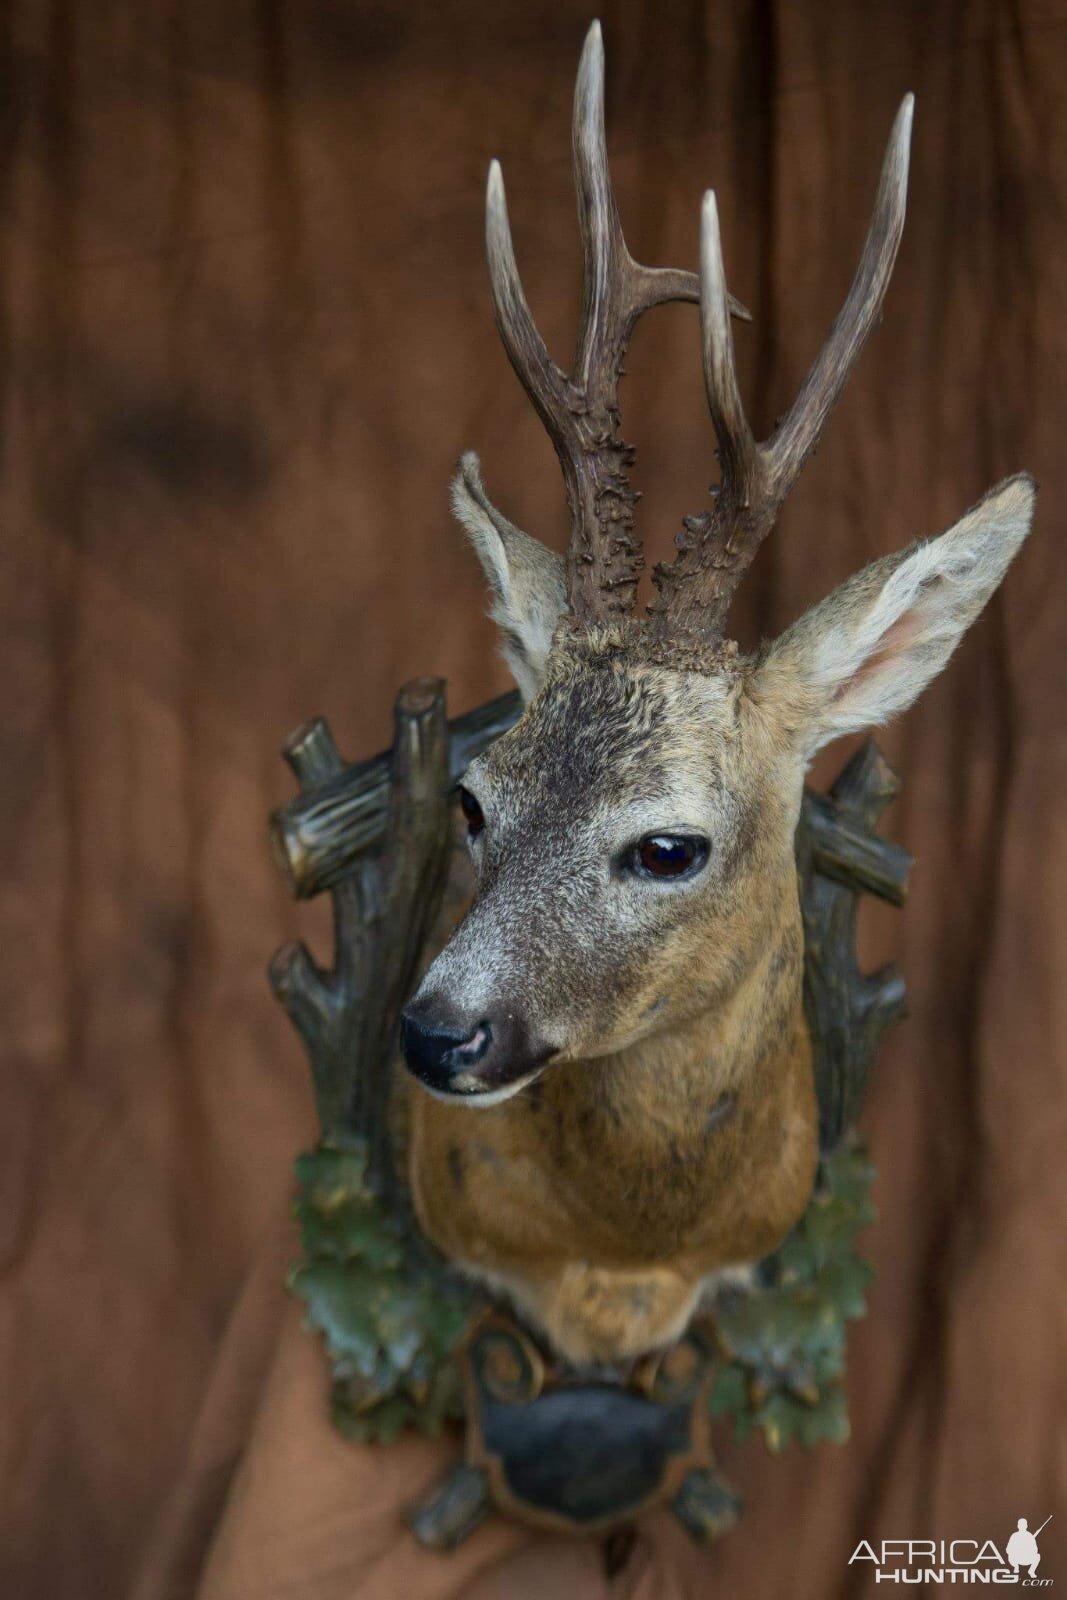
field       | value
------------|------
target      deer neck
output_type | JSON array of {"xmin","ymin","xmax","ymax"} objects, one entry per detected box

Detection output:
[{"xmin": 542, "ymin": 905, "xmax": 808, "ymax": 1177}]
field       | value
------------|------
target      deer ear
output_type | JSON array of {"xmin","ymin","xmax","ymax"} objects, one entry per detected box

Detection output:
[
  {"xmin": 752, "ymin": 474, "xmax": 1036, "ymax": 758},
  {"xmin": 452, "ymin": 452, "xmax": 567, "ymax": 702}
]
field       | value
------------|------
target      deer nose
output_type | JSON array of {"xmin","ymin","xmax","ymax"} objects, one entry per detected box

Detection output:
[
  {"xmin": 400, "ymin": 1007, "xmax": 494, "ymax": 1095},
  {"xmin": 400, "ymin": 996, "xmax": 556, "ymax": 1099}
]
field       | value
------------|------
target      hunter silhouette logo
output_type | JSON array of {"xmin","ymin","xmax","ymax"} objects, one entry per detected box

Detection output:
[
  {"xmin": 1008, "ymin": 1519, "xmax": 1052, "ymax": 1582},
  {"xmin": 849, "ymin": 1517, "xmax": 1053, "ymax": 1584}
]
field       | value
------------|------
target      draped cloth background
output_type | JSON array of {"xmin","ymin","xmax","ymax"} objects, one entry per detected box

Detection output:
[{"xmin": 1, "ymin": 2, "xmax": 1065, "ymax": 1595}]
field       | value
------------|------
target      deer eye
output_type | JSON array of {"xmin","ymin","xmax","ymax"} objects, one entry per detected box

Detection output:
[
  {"xmin": 458, "ymin": 786, "xmax": 485, "ymax": 840},
  {"xmin": 627, "ymin": 834, "xmax": 709, "ymax": 881}
]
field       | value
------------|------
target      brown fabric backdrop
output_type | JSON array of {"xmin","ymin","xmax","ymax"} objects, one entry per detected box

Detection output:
[{"xmin": 2, "ymin": 2, "xmax": 1065, "ymax": 1596}]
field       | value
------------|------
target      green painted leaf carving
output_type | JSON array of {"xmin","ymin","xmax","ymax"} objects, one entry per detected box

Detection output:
[
  {"xmin": 710, "ymin": 1134, "xmax": 876, "ymax": 1452},
  {"xmin": 290, "ymin": 1133, "xmax": 875, "ymax": 1454},
  {"xmin": 288, "ymin": 1140, "xmax": 474, "ymax": 1442}
]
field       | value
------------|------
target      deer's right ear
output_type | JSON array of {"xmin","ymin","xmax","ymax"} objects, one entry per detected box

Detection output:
[
  {"xmin": 750, "ymin": 473, "xmax": 1036, "ymax": 760},
  {"xmin": 452, "ymin": 452, "xmax": 567, "ymax": 702}
]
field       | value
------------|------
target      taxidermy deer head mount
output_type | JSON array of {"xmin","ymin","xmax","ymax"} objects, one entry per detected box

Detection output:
[{"xmin": 399, "ymin": 22, "xmax": 1032, "ymax": 1360}]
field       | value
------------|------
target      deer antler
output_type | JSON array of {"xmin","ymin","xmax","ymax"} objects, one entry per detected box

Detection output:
[
  {"xmin": 486, "ymin": 20, "xmax": 749, "ymax": 623},
  {"xmin": 650, "ymin": 95, "xmax": 914, "ymax": 637}
]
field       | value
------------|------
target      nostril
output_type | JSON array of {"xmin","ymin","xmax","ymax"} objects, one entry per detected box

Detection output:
[
  {"xmin": 400, "ymin": 1007, "xmax": 494, "ymax": 1087},
  {"xmin": 452, "ymin": 1021, "xmax": 492, "ymax": 1067}
]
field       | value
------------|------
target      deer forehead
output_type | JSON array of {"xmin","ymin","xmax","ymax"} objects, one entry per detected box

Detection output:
[{"xmin": 471, "ymin": 656, "xmax": 752, "ymax": 832}]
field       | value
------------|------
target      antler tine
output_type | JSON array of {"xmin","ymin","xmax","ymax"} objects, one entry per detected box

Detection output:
[
  {"xmin": 769, "ymin": 95, "xmax": 914, "ymax": 492},
  {"xmin": 485, "ymin": 159, "xmax": 567, "ymax": 431},
  {"xmin": 697, "ymin": 191, "xmax": 759, "ymax": 497},
  {"xmin": 484, "ymin": 20, "xmax": 750, "ymax": 625},
  {"xmin": 572, "ymin": 17, "xmax": 628, "ymax": 379},
  {"xmin": 652, "ymin": 94, "xmax": 914, "ymax": 637},
  {"xmin": 572, "ymin": 22, "xmax": 709, "ymax": 372}
]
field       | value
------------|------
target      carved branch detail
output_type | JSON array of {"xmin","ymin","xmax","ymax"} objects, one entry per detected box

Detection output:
[
  {"xmin": 269, "ymin": 678, "xmax": 452, "ymax": 1188},
  {"xmin": 270, "ymin": 689, "xmax": 521, "ymax": 901},
  {"xmin": 796, "ymin": 739, "xmax": 912, "ymax": 1149}
]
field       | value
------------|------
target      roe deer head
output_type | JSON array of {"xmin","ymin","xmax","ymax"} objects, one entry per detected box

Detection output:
[{"xmin": 400, "ymin": 22, "xmax": 1034, "ymax": 1364}]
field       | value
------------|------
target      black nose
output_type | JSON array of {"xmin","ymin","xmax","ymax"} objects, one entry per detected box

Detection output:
[
  {"xmin": 401, "ymin": 996, "xmax": 556, "ymax": 1098},
  {"xmin": 400, "ymin": 1009, "xmax": 493, "ymax": 1095}
]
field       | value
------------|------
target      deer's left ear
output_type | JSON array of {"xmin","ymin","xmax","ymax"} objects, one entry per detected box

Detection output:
[
  {"xmin": 452, "ymin": 452, "xmax": 567, "ymax": 703},
  {"xmin": 751, "ymin": 474, "xmax": 1036, "ymax": 758}
]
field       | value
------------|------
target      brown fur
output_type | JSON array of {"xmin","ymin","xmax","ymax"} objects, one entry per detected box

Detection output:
[
  {"xmin": 407, "ymin": 931, "xmax": 815, "ymax": 1363},
  {"xmin": 405, "ymin": 634, "xmax": 818, "ymax": 1364}
]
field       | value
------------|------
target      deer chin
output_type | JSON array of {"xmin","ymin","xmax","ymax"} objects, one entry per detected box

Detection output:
[{"xmin": 414, "ymin": 1060, "xmax": 551, "ymax": 1109}]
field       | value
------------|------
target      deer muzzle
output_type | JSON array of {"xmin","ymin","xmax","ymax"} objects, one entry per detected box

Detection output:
[{"xmin": 400, "ymin": 996, "xmax": 554, "ymax": 1102}]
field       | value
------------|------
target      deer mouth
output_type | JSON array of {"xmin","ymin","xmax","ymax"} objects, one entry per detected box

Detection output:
[{"xmin": 420, "ymin": 1061, "xmax": 552, "ymax": 1108}]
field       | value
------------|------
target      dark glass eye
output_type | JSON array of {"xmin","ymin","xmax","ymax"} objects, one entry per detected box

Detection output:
[
  {"xmin": 629, "ymin": 834, "xmax": 709, "ymax": 880},
  {"xmin": 458, "ymin": 786, "xmax": 485, "ymax": 839}
]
